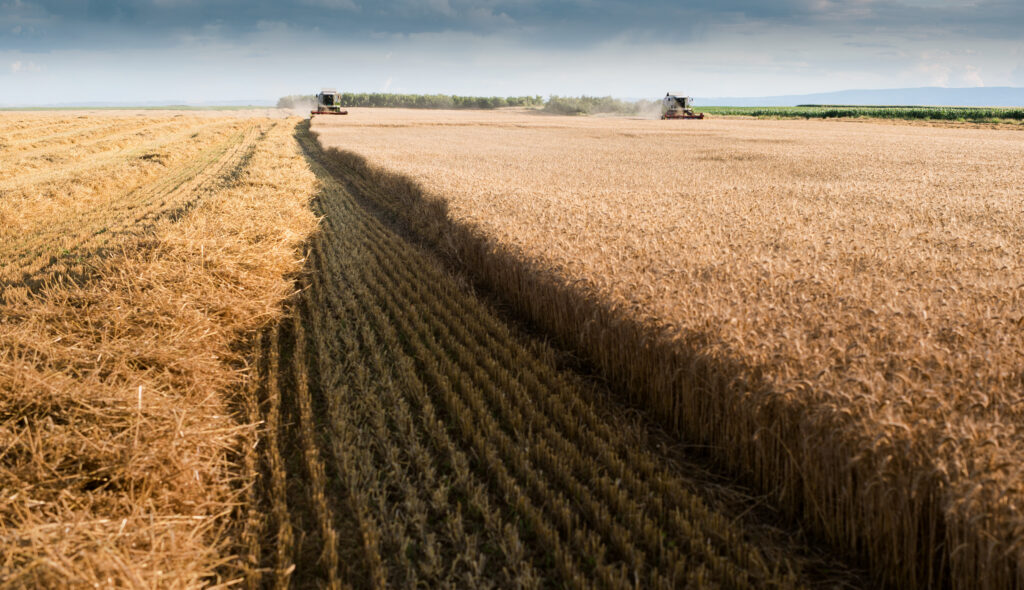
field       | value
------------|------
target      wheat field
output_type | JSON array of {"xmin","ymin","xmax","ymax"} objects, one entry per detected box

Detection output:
[
  {"xmin": 314, "ymin": 109, "xmax": 1024, "ymax": 589},
  {"xmin": 2, "ymin": 112, "xmax": 874, "ymax": 588},
  {"xmin": 0, "ymin": 111, "xmax": 318, "ymax": 586}
]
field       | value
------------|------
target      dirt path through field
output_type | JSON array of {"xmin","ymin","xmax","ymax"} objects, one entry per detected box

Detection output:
[{"xmin": 243, "ymin": 122, "xmax": 867, "ymax": 589}]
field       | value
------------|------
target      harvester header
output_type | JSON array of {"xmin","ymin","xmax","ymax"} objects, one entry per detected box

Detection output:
[{"xmin": 312, "ymin": 89, "xmax": 348, "ymax": 116}]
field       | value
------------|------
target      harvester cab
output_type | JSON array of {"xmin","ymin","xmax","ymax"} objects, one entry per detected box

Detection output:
[
  {"xmin": 661, "ymin": 93, "xmax": 704, "ymax": 119},
  {"xmin": 312, "ymin": 89, "xmax": 348, "ymax": 116}
]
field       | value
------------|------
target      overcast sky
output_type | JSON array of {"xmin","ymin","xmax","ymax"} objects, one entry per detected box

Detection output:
[{"xmin": 2, "ymin": 0, "xmax": 1023, "ymax": 105}]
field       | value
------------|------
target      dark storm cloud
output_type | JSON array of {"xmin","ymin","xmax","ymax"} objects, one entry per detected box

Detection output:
[{"xmin": 3, "ymin": 0, "xmax": 1023, "ymax": 53}]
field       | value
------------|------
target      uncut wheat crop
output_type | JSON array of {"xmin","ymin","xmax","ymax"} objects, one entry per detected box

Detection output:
[{"xmin": 314, "ymin": 109, "xmax": 1024, "ymax": 589}]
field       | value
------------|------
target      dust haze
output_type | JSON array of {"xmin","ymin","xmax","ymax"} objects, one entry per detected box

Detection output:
[
  {"xmin": 291, "ymin": 97, "xmax": 315, "ymax": 118},
  {"xmin": 633, "ymin": 99, "xmax": 663, "ymax": 120}
]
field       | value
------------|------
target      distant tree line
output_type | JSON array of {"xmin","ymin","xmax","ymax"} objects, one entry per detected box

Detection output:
[
  {"xmin": 277, "ymin": 93, "xmax": 544, "ymax": 110},
  {"xmin": 276, "ymin": 92, "xmax": 659, "ymax": 115}
]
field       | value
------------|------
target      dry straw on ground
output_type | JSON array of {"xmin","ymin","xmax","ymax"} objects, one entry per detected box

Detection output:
[
  {"xmin": 314, "ymin": 109, "xmax": 1024, "ymax": 589},
  {"xmin": 0, "ymin": 113, "xmax": 317, "ymax": 587}
]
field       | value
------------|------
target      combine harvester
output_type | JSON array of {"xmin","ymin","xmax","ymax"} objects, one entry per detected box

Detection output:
[
  {"xmin": 311, "ymin": 89, "xmax": 348, "ymax": 116},
  {"xmin": 661, "ymin": 93, "xmax": 704, "ymax": 119}
]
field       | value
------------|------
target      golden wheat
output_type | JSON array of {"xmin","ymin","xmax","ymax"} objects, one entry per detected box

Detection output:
[
  {"xmin": 313, "ymin": 108, "xmax": 1024, "ymax": 588},
  {"xmin": 0, "ymin": 113, "xmax": 317, "ymax": 586}
]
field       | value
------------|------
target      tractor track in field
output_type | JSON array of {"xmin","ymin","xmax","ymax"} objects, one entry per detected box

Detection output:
[
  {"xmin": 240, "ymin": 122, "xmax": 867, "ymax": 589},
  {"xmin": 0, "ymin": 120, "xmax": 270, "ymax": 296}
]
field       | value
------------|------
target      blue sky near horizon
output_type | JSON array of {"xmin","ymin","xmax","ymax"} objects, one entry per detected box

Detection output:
[{"xmin": 2, "ymin": 0, "xmax": 1023, "ymax": 105}]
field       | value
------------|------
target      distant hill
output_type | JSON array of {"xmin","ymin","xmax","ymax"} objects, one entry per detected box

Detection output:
[{"xmin": 695, "ymin": 87, "xmax": 1024, "ymax": 107}]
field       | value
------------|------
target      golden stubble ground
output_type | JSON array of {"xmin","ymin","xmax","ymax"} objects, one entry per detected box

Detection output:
[
  {"xmin": 314, "ymin": 108, "xmax": 1024, "ymax": 587},
  {"xmin": 0, "ymin": 111, "xmax": 317, "ymax": 587}
]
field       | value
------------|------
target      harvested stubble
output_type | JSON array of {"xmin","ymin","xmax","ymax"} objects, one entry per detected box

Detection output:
[
  {"xmin": 313, "ymin": 109, "xmax": 1024, "ymax": 588},
  {"xmin": 250, "ymin": 122, "xmax": 863, "ymax": 589},
  {"xmin": 1, "ymin": 118, "xmax": 267, "ymax": 294},
  {"xmin": 0, "ymin": 113, "xmax": 317, "ymax": 586}
]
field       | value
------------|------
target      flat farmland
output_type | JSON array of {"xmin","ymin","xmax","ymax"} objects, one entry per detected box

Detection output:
[
  {"xmin": 2, "ymin": 111, "xmax": 870, "ymax": 588},
  {"xmin": 314, "ymin": 110, "xmax": 1024, "ymax": 588}
]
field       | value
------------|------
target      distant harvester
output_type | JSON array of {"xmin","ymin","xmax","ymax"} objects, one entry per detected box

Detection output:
[
  {"xmin": 661, "ymin": 93, "xmax": 704, "ymax": 119},
  {"xmin": 311, "ymin": 89, "xmax": 348, "ymax": 116}
]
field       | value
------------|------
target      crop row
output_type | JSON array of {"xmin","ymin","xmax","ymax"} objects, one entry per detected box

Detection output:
[{"xmin": 0, "ymin": 117, "xmax": 255, "ymax": 296}]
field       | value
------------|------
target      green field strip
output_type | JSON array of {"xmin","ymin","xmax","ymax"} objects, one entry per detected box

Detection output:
[{"xmin": 700, "ymin": 105, "xmax": 1024, "ymax": 121}]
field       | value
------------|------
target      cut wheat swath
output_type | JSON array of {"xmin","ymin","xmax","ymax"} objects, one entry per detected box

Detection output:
[{"xmin": 0, "ymin": 113, "xmax": 317, "ymax": 587}]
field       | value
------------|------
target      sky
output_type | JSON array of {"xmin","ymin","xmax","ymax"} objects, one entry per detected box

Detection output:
[{"xmin": 2, "ymin": 0, "xmax": 1023, "ymax": 105}]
